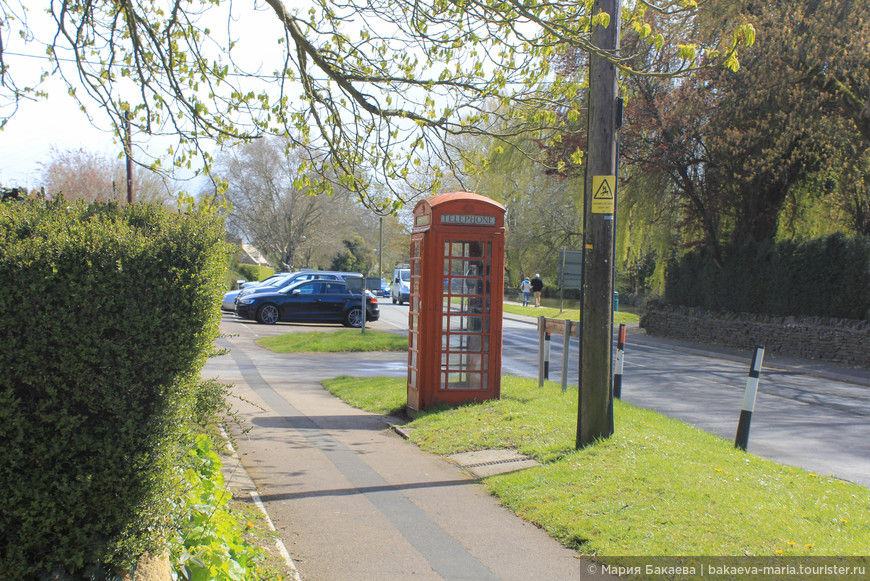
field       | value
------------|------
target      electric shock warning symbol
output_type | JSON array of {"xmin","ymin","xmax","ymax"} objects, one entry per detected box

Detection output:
[{"xmin": 591, "ymin": 175, "xmax": 616, "ymax": 214}]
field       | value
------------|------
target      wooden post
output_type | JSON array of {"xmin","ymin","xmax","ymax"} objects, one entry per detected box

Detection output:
[
  {"xmin": 577, "ymin": 0, "xmax": 621, "ymax": 448},
  {"xmin": 125, "ymin": 111, "xmax": 133, "ymax": 205}
]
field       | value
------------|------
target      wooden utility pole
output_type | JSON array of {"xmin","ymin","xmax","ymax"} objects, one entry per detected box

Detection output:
[
  {"xmin": 125, "ymin": 112, "xmax": 134, "ymax": 204},
  {"xmin": 379, "ymin": 216, "xmax": 384, "ymax": 279},
  {"xmin": 577, "ymin": 0, "xmax": 621, "ymax": 448}
]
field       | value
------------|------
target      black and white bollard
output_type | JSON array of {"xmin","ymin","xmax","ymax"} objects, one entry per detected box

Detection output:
[
  {"xmin": 613, "ymin": 324, "xmax": 627, "ymax": 399},
  {"xmin": 735, "ymin": 345, "xmax": 765, "ymax": 451},
  {"xmin": 538, "ymin": 316, "xmax": 546, "ymax": 387},
  {"xmin": 543, "ymin": 332, "xmax": 551, "ymax": 380}
]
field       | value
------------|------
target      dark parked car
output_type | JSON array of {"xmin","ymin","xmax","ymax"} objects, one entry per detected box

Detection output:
[
  {"xmin": 235, "ymin": 279, "xmax": 380, "ymax": 327},
  {"xmin": 234, "ymin": 270, "xmax": 362, "ymax": 306}
]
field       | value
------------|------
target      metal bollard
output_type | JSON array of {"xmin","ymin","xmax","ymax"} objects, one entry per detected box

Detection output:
[
  {"xmin": 538, "ymin": 316, "xmax": 546, "ymax": 387},
  {"xmin": 735, "ymin": 346, "xmax": 765, "ymax": 451},
  {"xmin": 543, "ymin": 332, "xmax": 551, "ymax": 380},
  {"xmin": 561, "ymin": 320, "xmax": 572, "ymax": 393},
  {"xmin": 613, "ymin": 324, "xmax": 626, "ymax": 399}
]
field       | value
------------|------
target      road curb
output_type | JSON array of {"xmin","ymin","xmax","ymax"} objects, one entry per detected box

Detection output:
[{"xmin": 219, "ymin": 428, "xmax": 301, "ymax": 581}]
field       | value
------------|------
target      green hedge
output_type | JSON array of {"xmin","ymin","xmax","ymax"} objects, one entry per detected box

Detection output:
[
  {"xmin": 664, "ymin": 234, "xmax": 870, "ymax": 320},
  {"xmin": 0, "ymin": 198, "xmax": 227, "ymax": 577}
]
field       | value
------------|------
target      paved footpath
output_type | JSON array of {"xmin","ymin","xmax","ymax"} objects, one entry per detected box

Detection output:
[{"xmin": 203, "ymin": 319, "xmax": 616, "ymax": 581}]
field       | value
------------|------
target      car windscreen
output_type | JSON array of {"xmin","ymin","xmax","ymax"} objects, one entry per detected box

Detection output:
[{"xmin": 264, "ymin": 275, "xmax": 293, "ymax": 287}]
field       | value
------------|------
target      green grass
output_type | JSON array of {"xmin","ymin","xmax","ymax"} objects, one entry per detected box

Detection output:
[
  {"xmin": 323, "ymin": 376, "xmax": 408, "ymax": 415},
  {"xmin": 502, "ymin": 303, "xmax": 639, "ymax": 325},
  {"xmin": 323, "ymin": 375, "xmax": 870, "ymax": 562},
  {"xmin": 256, "ymin": 330, "xmax": 407, "ymax": 353}
]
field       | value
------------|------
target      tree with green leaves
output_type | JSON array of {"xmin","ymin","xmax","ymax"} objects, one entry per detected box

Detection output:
[
  {"xmin": 619, "ymin": 0, "xmax": 868, "ymax": 261},
  {"xmin": 0, "ymin": 0, "xmax": 755, "ymax": 210},
  {"xmin": 782, "ymin": 0, "xmax": 870, "ymax": 236}
]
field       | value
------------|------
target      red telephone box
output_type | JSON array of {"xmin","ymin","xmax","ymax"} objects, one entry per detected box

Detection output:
[{"xmin": 406, "ymin": 192, "xmax": 506, "ymax": 415}]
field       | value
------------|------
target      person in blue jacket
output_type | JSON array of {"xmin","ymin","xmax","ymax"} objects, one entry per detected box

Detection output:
[{"xmin": 519, "ymin": 276, "xmax": 532, "ymax": 307}]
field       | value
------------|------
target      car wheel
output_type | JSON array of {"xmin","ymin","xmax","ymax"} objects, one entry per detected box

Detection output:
[
  {"xmin": 256, "ymin": 304, "xmax": 279, "ymax": 325},
  {"xmin": 344, "ymin": 307, "xmax": 363, "ymax": 328}
]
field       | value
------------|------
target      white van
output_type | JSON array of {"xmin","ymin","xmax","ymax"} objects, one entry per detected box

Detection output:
[{"xmin": 391, "ymin": 266, "xmax": 411, "ymax": 305}]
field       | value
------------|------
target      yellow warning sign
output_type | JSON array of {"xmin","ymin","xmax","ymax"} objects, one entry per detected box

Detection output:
[{"xmin": 591, "ymin": 175, "xmax": 616, "ymax": 214}]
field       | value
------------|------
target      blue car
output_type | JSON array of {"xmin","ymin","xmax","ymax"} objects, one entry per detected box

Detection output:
[
  {"xmin": 372, "ymin": 278, "xmax": 391, "ymax": 297},
  {"xmin": 235, "ymin": 279, "xmax": 380, "ymax": 327}
]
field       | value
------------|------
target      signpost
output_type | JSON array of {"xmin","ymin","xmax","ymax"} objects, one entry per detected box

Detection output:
[
  {"xmin": 346, "ymin": 276, "xmax": 380, "ymax": 333},
  {"xmin": 558, "ymin": 249, "xmax": 583, "ymax": 313}
]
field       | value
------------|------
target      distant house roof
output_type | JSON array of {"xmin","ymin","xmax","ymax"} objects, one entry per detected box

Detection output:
[{"xmin": 239, "ymin": 243, "xmax": 271, "ymax": 267}]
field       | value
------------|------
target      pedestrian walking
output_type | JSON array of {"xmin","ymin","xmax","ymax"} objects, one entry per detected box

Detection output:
[
  {"xmin": 530, "ymin": 274, "xmax": 544, "ymax": 307},
  {"xmin": 519, "ymin": 276, "xmax": 532, "ymax": 307}
]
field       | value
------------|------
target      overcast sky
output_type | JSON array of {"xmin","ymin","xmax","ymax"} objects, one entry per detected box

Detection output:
[{"xmin": 0, "ymin": 75, "xmax": 122, "ymax": 190}]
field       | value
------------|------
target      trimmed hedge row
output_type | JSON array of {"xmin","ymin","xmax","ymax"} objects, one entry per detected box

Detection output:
[
  {"xmin": 664, "ymin": 234, "xmax": 870, "ymax": 320},
  {"xmin": 0, "ymin": 198, "xmax": 227, "ymax": 578}
]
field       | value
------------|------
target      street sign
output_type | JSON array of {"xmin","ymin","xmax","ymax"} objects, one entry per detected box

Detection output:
[
  {"xmin": 591, "ymin": 175, "xmax": 616, "ymax": 214},
  {"xmin": 558, "ymin": 249, "xmax": 583, "ymax": 288}
]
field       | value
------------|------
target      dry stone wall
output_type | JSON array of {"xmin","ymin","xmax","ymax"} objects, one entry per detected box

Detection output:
[{"xmin": 640, "ymin": 302, "xmax": 870, "ymax": 368}]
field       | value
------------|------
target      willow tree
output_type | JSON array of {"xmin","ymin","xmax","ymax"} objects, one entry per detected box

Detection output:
[
  {"xmin": 619, "ymin": 0, "xmax": 869, "ymax": 260},
  {"xmin": 0, "ymin": 0, "xmax": 755, "ymax": 211}
]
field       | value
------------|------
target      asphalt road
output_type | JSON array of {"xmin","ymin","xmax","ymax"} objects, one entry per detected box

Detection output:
[{"xmin": 375, "ymin": 302, "xmax": 870, "ymax": 487}]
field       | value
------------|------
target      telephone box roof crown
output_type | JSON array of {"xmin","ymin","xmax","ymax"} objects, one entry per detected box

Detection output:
[{"xmin": 417, "ymin": 191, "xmax": 506, "ymax": 212}]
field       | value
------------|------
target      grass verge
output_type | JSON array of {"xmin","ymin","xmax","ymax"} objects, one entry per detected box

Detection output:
[
  {"xmin": 323, "ymin": 375, "xmax": 408, "ymax": 415},
  {"xmin": 257, "ymin": 329, "xmax": 407, "ymax": 352},
  {"xmin": 502, "ymin": 303, "xmax": 639, "ymax": 325},
  {"xmin": 323, "ymin": 375, "xmax": 870, "ymax": 560}
]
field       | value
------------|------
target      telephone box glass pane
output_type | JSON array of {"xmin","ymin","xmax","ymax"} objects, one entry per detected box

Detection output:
[
  {"xmin": 464, "ymin": 260, "xmax": 485, "ymax": 277},
  {"xmin": 464, "ymin": 278, "xmax": 484, "ymax": 295},
  {"xmin": 445, "ymin": 334, "xmax": 489, "ymax": 352},
  {"xmin": 444, "ymin": 372, "xmax": 484, "ymax": 389}
]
